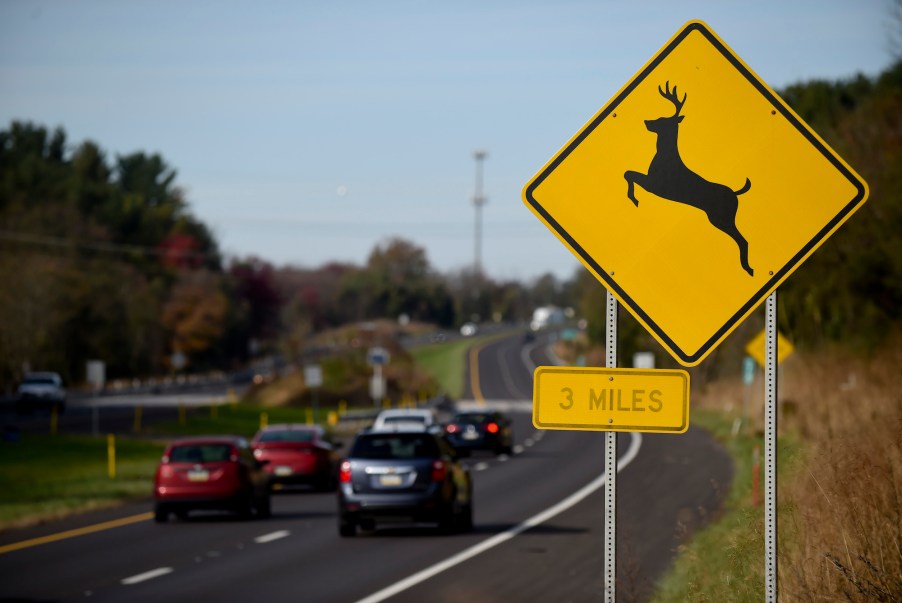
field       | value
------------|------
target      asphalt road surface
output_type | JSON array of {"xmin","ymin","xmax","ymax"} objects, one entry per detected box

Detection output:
[{"xmin": 0, "ymin": 331, "xmax": 732, "ymax": 602}]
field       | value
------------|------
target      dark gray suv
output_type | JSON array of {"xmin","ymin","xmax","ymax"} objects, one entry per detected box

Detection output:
[{"xmin": 337, "ymin": 429, "xmax": 473, "ymax": 537}]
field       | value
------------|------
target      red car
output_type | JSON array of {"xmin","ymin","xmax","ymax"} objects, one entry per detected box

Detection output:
[
  {"xmin": 153, "ymin": 436, "xmax": 271, "ymax": 522},
  {"xmin": 251, "ymin": 424, "xmax": 341, "ymax": 491}
]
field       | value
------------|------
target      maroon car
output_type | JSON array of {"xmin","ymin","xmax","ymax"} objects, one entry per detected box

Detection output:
[
  {"xmin": 251, "ymin": 424, "xmax": 340, "ymax": 491},
  {"xmin": 153, "ymin": 436, "xmax": 271, "ymax": 522}
]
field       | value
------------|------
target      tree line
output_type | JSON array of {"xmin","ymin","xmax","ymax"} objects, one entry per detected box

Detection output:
[
  {"xmin": 0, "ymin": 125, "xmax": 576, "ymax": 390},
  {"xmin": 2, "ymin": 59, "xmax": 899, "ymax": 391}
]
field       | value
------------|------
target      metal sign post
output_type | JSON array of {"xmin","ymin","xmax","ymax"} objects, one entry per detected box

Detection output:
[
  {"xmin": 764, "ymin": 292, "xmax": 778, "ymax": 601},
  {"xmin": 605, "ymin": 290, "xmax": 618, "ymax": 602}
]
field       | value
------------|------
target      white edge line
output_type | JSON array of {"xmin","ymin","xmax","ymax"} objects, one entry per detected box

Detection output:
[
  {"xmin": 121, "ymin": 567, "xmax": 174, "ymax": 585},
  {"xmin": 352, "ymin": 431, "xmax": 643, "ymax": 603},
  {"xmin": 254, "ymin": 530, "xmax": 290, "ymax": 544}
]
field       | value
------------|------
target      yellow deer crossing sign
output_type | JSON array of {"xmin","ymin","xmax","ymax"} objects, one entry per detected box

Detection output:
[{"xmin": 523, "ymin": 20, "xmax": 868, "ymax": 366}]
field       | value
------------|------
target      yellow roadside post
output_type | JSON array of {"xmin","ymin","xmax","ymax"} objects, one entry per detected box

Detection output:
[
  {"xmin": 260, "ymin": 411, "xmax": 268, "ymax": 429},
  {"xmin": 107, "ymin": 434, "xmax": 116, "ymax": 479}
]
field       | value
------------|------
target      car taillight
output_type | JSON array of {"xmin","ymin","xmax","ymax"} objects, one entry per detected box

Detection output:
[
  {"xmin": 445, "ymin": 424, "xmax": 458, "ymax": 434},
  {"xmin": 339, "ymin": 460, "xmax": 352, "ymax": 483},
  {"xmin": 431, "ymin": 460, "xmax": 447, "ymax": 482},
  {"xmin": 486, "ymin": 422, "xmax": 500, "ymax": 434}
]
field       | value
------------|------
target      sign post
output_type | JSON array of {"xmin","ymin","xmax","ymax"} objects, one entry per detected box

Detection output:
[
  {"xmin": 304, "ymin": 364, "xmax": 323, "ymax": 418},
  {"xmin": 604, "ymin": 292, "xmax": 617, "ymax": 603},
  {"xmin": 368, "ymin": 347, "xmax": 390, "ymax": 407},
  {"xmin": 764, "ymin": 293, "xmax": 778, "ymax": 602}
]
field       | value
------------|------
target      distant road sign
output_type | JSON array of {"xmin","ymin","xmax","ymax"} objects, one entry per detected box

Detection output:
[
  {"xmin": 746, "ymin": 329, "xmax": 794, "ymax": 367},
  {"xmin": 367, "ymin": 347, "xmax": 390, "ymax": 366},
  {"xmin": 533, "ymin": 367, "xmax": 689, "ymax": 433},
  {"xmin": 743, "ymin": 356, "xmax": 756, "ymax": 385},
  {"xmin": 523, "ymin": 20, "xmax": 868, "ymax": 367},
  {"xmin": 304, "ymin": 364, "xmax": 323, "ymax": 388}
]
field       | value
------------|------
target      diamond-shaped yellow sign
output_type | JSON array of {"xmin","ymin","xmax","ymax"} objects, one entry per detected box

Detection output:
[
  {"xmin": 523, "ymin": 20, "xmax": 868, "ymax": 366},
  {"xmin": 746, "ymin": 329, "xmax": 794, "ymax": 367}
]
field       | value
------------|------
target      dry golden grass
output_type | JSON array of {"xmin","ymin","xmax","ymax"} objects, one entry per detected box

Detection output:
[
  {"xmin": 694, "ymin": 334, "xmax": 902, "ymax": 601},
  {"xmin": 777, "ymin": 339, "xmax": 902, "ymax": 602}
]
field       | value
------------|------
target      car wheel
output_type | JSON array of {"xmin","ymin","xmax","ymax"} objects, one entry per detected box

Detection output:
[
  {"xmin": 256, "ymin": 493, "xmax": 272, "ymax": 519},
  {"xmin": 317, "ymin": 474, "xmax": 335, "ymax": 492},
  {"xmin": 237, "ymin": 493, "xmax": 255, "ymax": 520},
  {"xmin": 458, "ymin": 501, "xmax": 474, "ymax": 532},
  {"xmin": 339, "ymin": 516, "xmax": 357, "ymax": 537},
  {"xmin": 153, "ymin": 504, "xmax": 169, "ymax": 523},
  {"xmin": 438, "ymin": 500, "xmax": 457, "ymax": 534}
]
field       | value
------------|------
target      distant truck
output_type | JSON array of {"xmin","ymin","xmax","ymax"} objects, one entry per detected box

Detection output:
[{"xmin": 530, "ymin": 306, "xmax": 566, "ymax": 331}]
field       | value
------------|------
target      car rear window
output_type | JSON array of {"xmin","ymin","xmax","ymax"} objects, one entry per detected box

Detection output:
[
  {"xmin": 351, "ymin": 434, "xmax": 439, "ymax": 460},
  {"xmin": 169, "ymin": 444, "xmax": 232, "ymax": 463},
  {"xmin": 381, "ymin": 416, "xmax": 426, "ymax": 425},
  {"xmin": 454, "ymin": 413, "xmax": 490, "ymax": 423},
  {"xmin": 258, "ymin": 430, "xmax": 316, "ymax": 443}
]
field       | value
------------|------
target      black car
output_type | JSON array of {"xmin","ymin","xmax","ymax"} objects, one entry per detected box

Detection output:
[
  {"xmin": 444, "ymin": 410, "xmax": 513, "ymax": 456},
  {"xmin": 337, "ymin": 429, "xmax": 473, "ymax": 537}
]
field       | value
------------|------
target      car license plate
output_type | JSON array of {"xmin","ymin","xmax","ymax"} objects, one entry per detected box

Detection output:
[
  {"xmin": 187, "ymin": 470, "xmax": 209, "ymax": 482},
  {"xmin": 463, "ymin": 431, "xmax": 479, "ymax": 440},
  {"xmin": 275, "ymin": 466, "xmax": 293, "ymax": 476},
  {"xmin": 379, "ymin": 475, "xmax": 403, "ymax": 486}
]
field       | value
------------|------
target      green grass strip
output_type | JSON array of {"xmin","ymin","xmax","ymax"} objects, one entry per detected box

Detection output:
[{"xmin": 649, "ymin": 409, "xmax": 800, "ymax": 602}]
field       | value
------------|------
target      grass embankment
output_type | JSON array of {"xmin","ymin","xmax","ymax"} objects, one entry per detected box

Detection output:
[
  {"xmin": 0, "ymin": 434, "xmax": 164, "ymax": 530},
  {"xmin": 408, "ymin": 337, "xmax": 474, "ymax": 399},
  {"xmin": 649, "ymin": 409, "xmax": 800, "ymax": 601},
  {"xmin": 650, "ymin": 337, "xmax": 902, "ymax": 602},
  {"xmin": 0, "ymin": 404, "xmax": 320, "ymax": 531}
]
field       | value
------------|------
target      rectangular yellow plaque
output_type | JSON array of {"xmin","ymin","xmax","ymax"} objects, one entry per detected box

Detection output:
[{"xmin": 533, "ymin": 366, "xmax": 690, "ymax": 433}]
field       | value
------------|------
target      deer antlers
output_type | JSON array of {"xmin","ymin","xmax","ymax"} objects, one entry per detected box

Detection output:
[{"xmin": 658, "ymin": 81, "xmax": 686, "ymax": 117}]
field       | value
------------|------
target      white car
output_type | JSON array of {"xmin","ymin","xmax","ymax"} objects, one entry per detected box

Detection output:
[
  {"xmin": 460, "ymin": 322, "xmax": 478, "ymax": 337},
  {"xmin": 371, "ymin": 409, "xmax": 439, "ymax": 433},
  {"xmin": 16, "ymin": 371, "xmax": 67, "ymax": 413}
]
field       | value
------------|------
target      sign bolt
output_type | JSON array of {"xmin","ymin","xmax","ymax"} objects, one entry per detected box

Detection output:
[{"xmin": 608, "ymin": 418, "xmax": 613, "ymax": 424}]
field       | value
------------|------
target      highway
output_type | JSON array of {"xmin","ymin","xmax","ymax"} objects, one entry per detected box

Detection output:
[{"xmin": 0, "ymin": 331, "xmax": 732, "ymax": 602}]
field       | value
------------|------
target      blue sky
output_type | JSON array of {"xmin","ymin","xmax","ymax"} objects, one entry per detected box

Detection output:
[{"xmin": 1, "ymin": 1, "xmax": 894, "ymax": 282}]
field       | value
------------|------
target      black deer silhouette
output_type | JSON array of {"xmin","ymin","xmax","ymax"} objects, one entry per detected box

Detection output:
[{"xmin": 624, "ymin": 82, "xmax": 754, "ymax": 276}]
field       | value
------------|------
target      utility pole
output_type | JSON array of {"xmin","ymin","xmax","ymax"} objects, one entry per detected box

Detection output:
[{"xmin": 472, "ymin": 150, "xmax": 488, "ymax": 278}]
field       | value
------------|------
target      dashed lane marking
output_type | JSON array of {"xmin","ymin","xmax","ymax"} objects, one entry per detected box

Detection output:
[
  {"xmin": 254, "ymin": 530, "xmax": 290, "ymax": 544},
  {"xmin": 121, "ymin": 567, "xmax": 173, "ymax": 585}
]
